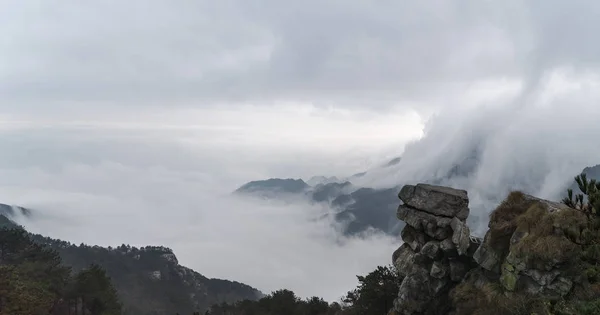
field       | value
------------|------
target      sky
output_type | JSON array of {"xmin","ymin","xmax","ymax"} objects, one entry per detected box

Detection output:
[{"xmin": 2, "ymin": 0, "xmax": 600, "ymax": 302}]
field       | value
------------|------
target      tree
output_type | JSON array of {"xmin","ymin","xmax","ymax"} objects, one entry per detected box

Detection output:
[
  {"xmin": 302, "ymin": 296, "xmax": 329, "ymax": 315},
  {"xmin": 563, "ymin": 173, "xmax": 600, "ymax": 215},
  {"xmin": 71, "ymin": 264, "xmax": 122, "ymax": 315},
  {"xmin": 0, "ymin": 225, "xmax": 122, "ymax": 315},
  {"xmin": 342, "ymin": 265, "xmax": 400, "ymax": 315}
]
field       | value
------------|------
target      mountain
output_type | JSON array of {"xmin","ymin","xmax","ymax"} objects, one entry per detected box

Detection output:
[
  {"xmin": 235, "ymin": 177, "xmax": 403, "ymax": 237},
  {"xmin": 569, "ymin": 164, "xmax": 600, "ymax": 193},
  {"xmin": 383, "ymin": 156, "xmax": 402, "ymax": 167},
  {"xmin": 306, "ymin": 176, "xmax": 341, "ymax": 186},
  {"xmin": 0, "ymin": 212, "xmax": 19, "ymax": 229},
  {"xmin": 1, "ymin": 214, "xmax": 262, "ymax": 315},
  {"xmin": 310, "ymin": 181, "xmax": 354, "ymax": 203},
  {"xmin": 234, "ymin": 178, "xmax": 309, "ymax": 198},
  {"xmin": 235, "ymin": 158, "xmax": 600, "ymax": 238},
  {"xmin": 333, "ymin": 187, "xmax": 403, "ymax": 236},
  {"xmin": 0, "ymin": 203, "xmax": 32, "ymax": 218},
  {"xmin": 0, "ymin": 219, "xmax": 122, "ymax": 315}
]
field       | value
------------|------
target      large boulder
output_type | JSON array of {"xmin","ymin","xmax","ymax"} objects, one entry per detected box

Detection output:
[
  {"xmin": 399, "ymin": 184, "xmax": 469, "ymax": 220},
  {"xmin": 401, "ymin": 225, "xmax": 429, "ymax": 252},
  {"xmin": 450, "ymin": 218, "xmax": 471, "ymax": 256},
  {"xmin": 397, "ymin": 205, "xmax": 453, "ymax": 240}
]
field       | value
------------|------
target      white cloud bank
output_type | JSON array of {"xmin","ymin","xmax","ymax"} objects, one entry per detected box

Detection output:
[{"xmin": 0, "ymin": 108, "xmax": 414, "ymax": 302}]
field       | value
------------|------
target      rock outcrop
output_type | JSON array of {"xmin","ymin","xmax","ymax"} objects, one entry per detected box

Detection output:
[
  {"xmin": 392, "ymin": 184, "xmax": 480, "ymax": 315},
  {"xmin": 391, "ymin": 184, "xmax": 598, "ymax": 315}
]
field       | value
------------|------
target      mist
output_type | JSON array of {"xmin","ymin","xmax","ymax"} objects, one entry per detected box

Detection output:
[
  {"xmin": 3, "ymin": 0, "xmax": 600, "ymax": 304},
  {"xmin": 0, "ymin": 110, "xmax": 409, "ymax": 302},
  {"xmin": 355, "ymin": 69, "xmax": 600, "ymax": 235}
]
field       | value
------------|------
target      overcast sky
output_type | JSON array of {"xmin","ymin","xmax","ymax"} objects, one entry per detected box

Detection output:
[{"xmin": 2, "ymin": 0, "xmax": 600, "ymax": 302}]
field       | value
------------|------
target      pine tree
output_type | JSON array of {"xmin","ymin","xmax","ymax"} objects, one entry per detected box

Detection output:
[
  {"xmin": 71, "ymin": 264, "xmax": 122, "ymax": 315},
  {"xmin": 341, "ymin": 265, "xmax": 400, "ymax": 315},
  {"xmin": 563, "ymin": 173, "xmax": 600, "ymax": 215}
]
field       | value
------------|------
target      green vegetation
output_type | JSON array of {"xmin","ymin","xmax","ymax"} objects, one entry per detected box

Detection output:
[
  {"xmin": 449, "ymin": 174, "xmax": 600, "ymax": 315},
  {"xmin": 7, "ymin": 173, "xmax": 600, "ymax": 314},
  {"xmin": 0, "ymin": 226, "xmax": 122, "ymax": 315},
  {"xmin": 29, "ymin": 236, "xmax": 261, "ymax": 315},
  {"xmin": 0, "ymin": 217, "xmax": 260, "ymax": 315},
  {"xmin": 563, "ymin": 173, "xmax": 600, "ymax": 215},
  {"xmin": 206, "ymin": 265, "xmax": 401, "ymax": 315}
]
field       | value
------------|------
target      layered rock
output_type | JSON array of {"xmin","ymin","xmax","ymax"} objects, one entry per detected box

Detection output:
[
  {"xmin": 391, "ymin": 185, "xmax": 594, "ymax": 315},
  {"xmin": 392, "ymin": 184, "xmax": 479, "ymax": 315}
]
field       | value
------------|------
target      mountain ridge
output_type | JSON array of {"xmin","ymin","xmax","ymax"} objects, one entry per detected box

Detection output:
[
  {"xmin": 0, "ymin": 214, "xmax": 263, "ymax": 315},
  {"xmin": 235, "ymin": 162, "xmax": 600, "ymax": 238}
]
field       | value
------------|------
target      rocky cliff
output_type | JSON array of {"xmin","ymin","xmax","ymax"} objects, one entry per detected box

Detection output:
[{"xmin": 391, "ymin": 184, "xmax": 600, "ymax": 315}]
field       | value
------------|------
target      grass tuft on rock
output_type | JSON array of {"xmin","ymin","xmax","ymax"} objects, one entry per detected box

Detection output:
[{"xmin": 487, "ymin": 191, "xmax": 539, "ymax": 258}]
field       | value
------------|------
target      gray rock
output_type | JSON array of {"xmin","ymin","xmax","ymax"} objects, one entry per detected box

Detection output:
[
  {"xmin": 463, "ymin": 267, "xmax": 495, "ymax": 289},
  {"xmin": 399, "ymin": 184, "xmax": 469, "ymax": 220},
  {"xmin": 449, "ymin": 260, "xmax": 467, "ymax": 282},
  {"xmin": 393, "ymin": 268, "xmax": 449, "ymax": 315},
  {"xmin": 450, "ymin": 217, "xmax": 471, "ymax": 256},
  {"xmin": 430, "ymin": 261, "xmax": 449, "ymax": 279},
  {"xmin": 472, "ymin": 242, "xmax": 501, "ymax": 272},
  {"xmin": 440, "ymin": 238, "xmax": 458, "ymax": 257},
  {"xmin": 392, "ymin": 246, "xmax": 404, "ymax": 265},
  {"xmin": 393, "ymin": 244, "xmax": 419, "ymax": 277},
  {"xmin": 467, "ymin": 236, "xmax": 482, "ymax": 257},
  {"xmin": 546, "ymin": 277, "xmax": 573, "ymax": 297},
  {"xmin": 518, "ymin": 271, "xmax": 573, "ymax": 297},
  {"xmin": 421, "ymin": 241, "xmax": 441, "ymax": 260},
  {"xmin": 393, "ymin": 266, "xmax": 431, "ymax": 314},
  {"xmin": 401, "ymin": 225, "xmax": 428, "ymax": 251},
  {"xmin": 397, "ymin": 205, "xmax": 453, "ymax": 240},
  {"xmin": 523, "ymin": 269, "xmax": 560, "ymax": 287}
]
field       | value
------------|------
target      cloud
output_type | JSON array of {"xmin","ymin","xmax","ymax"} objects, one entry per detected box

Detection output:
[
  {"xmin": 3, "ymin": 0, "xmax": 600, "ymax": 303},
  {"xmin": 355, "ymin": 68, "xmax": 600, "ymax": 235},
  {"xmin": 0, "ymin": 118, "xmax": 408, "ymax": 301},
  {"xmin": 0, "ymin": 156, "xmax": 398, "ymax": 303},
  {"xmin": 5, "ymin": 1, "xmax": 600, "ymax": 113}
]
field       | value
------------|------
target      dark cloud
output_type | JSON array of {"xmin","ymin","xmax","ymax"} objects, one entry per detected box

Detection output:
[{"xmin": 5, "ymin": 1, "xmax": 600, "ymax": 110}]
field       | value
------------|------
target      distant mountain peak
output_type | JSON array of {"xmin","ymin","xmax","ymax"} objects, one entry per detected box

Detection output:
[
  {"xmin": 0, "ymin": 203, "xmax": 33, "ymax": 218},
  {"xmin": 384, "ymin": 156, "xmax": 402, "ymax": 167},
  {"xmin": 306, "ymin": 175, "xmax": 340, "ymax": 186},
  {"xmin": 233, "ymin": 178, "xmax": 311, "ymax": 201}
]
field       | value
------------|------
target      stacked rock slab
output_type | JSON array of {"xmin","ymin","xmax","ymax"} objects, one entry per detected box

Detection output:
[{"xmin": 392, "ymin": 184, "xmax": 479, "ymax": 315}]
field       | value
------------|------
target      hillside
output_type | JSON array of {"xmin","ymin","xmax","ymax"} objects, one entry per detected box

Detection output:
[
  {"xmin": 5, "ymin": 175, "xmax": 600, "ymax": 314},
  {"xmin": 0, "ymin": 203, "xmax": 32, "ymax": 218},
  {"xmin": 0, "ymin": 219, "xmax": 121, "ymax": 315},
  {"xmin": 235, "ymin": 163, "xmax": 600, "ymax": 238},
  {"xmin": 0, "ymin": 215, "xmax": 262, "ymax": 315},
  {"xmin": 234, "ymin": 178, "xmax": 402, "ymax": 236}
]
